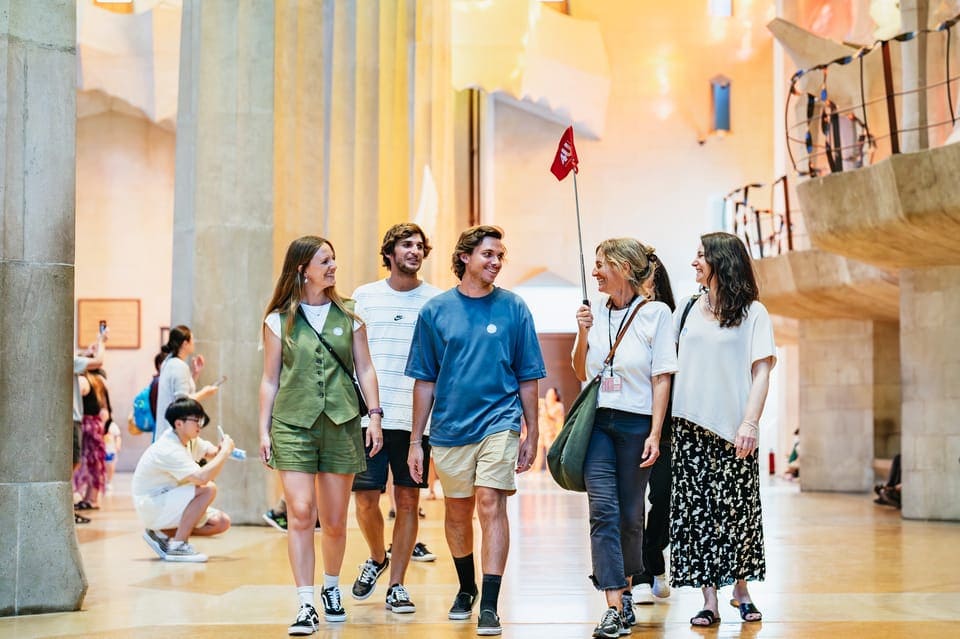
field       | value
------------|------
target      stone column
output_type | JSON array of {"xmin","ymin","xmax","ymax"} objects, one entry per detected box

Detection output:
[
  {"xmin": 873, "ymin": 321, "xmax": 902, "ymax": 459},
  {"xmin": 798, "ymin": 319, "xmax": 875, "ymax": 492},
  {"xmin": 0, "ymin": 0, "xmax": 86, "ymax": 615},
  {"xmin": 172, "ymin": 0, "xmax": 275, "ymax": 523},
  {"xmin": 900, "ymin": 266, "xmax": 960, "ymax": 521},
  {"xmin": 899, "ymin": 0, "xmax": 929, "ymax": 152}
]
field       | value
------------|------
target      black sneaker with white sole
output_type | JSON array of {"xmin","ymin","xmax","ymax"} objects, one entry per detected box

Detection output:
[
  {"xmin": 385, "ymin": 583, "xmax": 416, "ymax": 614},
  {"xmin": 621, "ymin": 591, "xmax": 636, "ymax": 626},
  {"xmin": 477, "ymin": 609, "xmax": 502, "ymax": 636},
  {"xmin": 448, "ymin": 589, "xmax": 478, "ymax": 620},
  {"xmin": 288, "ymin": 603, "xmax": 319, "ymax": 636},
  {"xmin": 351, "ymin": 556, "xmax": 389, "ymax": 600},
  {"xmin": 321, "ymin": 586, "xmax": 346, "ymax": 622},
  {"xmin": 411, "ymin": 542, "xmax": 437, "ymax": 562}
]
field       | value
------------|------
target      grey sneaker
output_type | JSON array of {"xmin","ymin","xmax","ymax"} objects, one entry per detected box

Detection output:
[
  {"xmin": 476, "ymin": 609, "xmax": 502, "ymax": 636},
  {"xmin": 321, "ymin": 586, "xmax": 346, "ymax": 622},
  {"xmin": 652, "ymin": 573, "xmax": 671, "ymax": 598},
  {"xmin": 287, "ymin": 603, "xmax": 319, "ymax": 635},
  {"xmin": 351, "ymin": 557, "xmax": 388, "ymax": 600},
  {"xmin": 448, "ymin": 590, "xmax": 478, "ymax": 620},
  {"xmin": 385, "ymin": 583, "xmax": 416, "ymax": 614},
  {"xmin": 593, "ymin": 607, "xmax": 621, "ymax": 639},
  {"xmin": 142, "ymin": 529, "xmax": 168, "ymax": 559},
  {"xmin": 618, "ymin": 610, "xmax": 632, "ymax": 635},
  {"xmin": 163, "ymin": 541, "xmax": 207, "ymax": 563},
  {"xmin": 621, "ymin": 591, "xmax": 636, "ymax": 626}
]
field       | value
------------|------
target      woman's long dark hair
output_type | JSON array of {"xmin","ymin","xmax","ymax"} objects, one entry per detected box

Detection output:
[
  {"xmin": 160, "ymin": 325, "xmax": 192, "ymax": 359},
  {"xmin": 647, "ymin": 253, "xmax": 676, "ymax": 311},
  {"xmin": 702, "ymin": 231, "xmax": 759, "ymax": 328}
]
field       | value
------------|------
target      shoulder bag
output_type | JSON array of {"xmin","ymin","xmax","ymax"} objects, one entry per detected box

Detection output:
[{"xmin": 548, "ymin": 299, "xmax": 647, "ymax": 492}]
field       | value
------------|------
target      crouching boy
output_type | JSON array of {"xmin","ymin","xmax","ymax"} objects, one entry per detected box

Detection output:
[{"xmin": 132, "ymin": 397, "xmax": 234, "ymax": 562}]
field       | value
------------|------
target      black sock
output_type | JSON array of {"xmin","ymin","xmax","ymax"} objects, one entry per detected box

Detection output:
[
  {"xmin": 453, "ymin": 554, "xmax": 477, "ymax": 596},
  {"xmin": 480, "ymin": 574, "xmax": 502, "ymax": 613}
]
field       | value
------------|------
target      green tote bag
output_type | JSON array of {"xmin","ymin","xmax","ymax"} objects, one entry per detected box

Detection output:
[{"xmin": 547, "ymin": 300, "xmax": 647, "ymax": 492}]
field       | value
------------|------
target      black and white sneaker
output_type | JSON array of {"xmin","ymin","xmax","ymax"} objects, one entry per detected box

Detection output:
[
  {"xmin": 618, "ymin": 610, "xmax": 632, "ymax": 635},
  {"xmin": 321, "ymin": 586, "xmax": 346, "ymax": 622},
  {"xmin": 351, "ymin": 556, "xmax": 388, "ymax": 600},
  {"xmin": 593, "ymin": 607, "xmax": 621, "ymax": 639},
  {"xmin": 287, "ymin": 603, "xmax": 319, "ymax": 635},
  {"xmin": 477, "ymin": 609, "xmax": 502, "ymax": 636},
  {"xmin": 411, "ymin": 542, "xmax": 437, "ymax": 562},
  {"xmin": 448, "ymin": 590, "xmax": 478, "ymax": 620},
  {"xmin": 142, "ymin": 529, "xmax": 168, "ymax": 559},
  {"xmin": 385, "ymin": 583, "xmax": 416, "ymax": 614},
  {"xmin": 262, "ymin": 509, "xmax": 288, "ymax": 532}
]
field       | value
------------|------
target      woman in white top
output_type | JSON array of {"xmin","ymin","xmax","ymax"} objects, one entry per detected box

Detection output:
[
  {"xmin": 572, "ymin": 239, "xmax": 678, "ymax": 639},
  {"xmin": 154, "ymin": 325, "xmax": 218, "ymax": 441},
  {"xmin": 258, "ymin": 235, "xmax": 383, "ymax": 633},
  {"xmin": 671, "ymin": 232, "xmax": 776, "ymax": 627}
]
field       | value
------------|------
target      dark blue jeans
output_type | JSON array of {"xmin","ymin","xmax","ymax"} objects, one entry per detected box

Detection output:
[{"xmin": 584, "ymin": 408, "xmax": 653, "ymax": 591}]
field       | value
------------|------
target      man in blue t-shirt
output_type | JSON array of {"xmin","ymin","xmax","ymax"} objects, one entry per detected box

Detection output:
[{"xmin": 406, "ymin": 225, "xmax": 545, "ymax": 637}]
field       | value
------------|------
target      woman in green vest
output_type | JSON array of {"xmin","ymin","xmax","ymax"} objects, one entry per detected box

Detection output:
[{"xmin": 258, "ymin": 235, "xmax": 383, "ymax": 634}]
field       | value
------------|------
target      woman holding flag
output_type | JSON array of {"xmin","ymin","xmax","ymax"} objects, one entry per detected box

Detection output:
[{"xmin": 571, "ymin": 238, "xmax": 677, "ymax": 639}]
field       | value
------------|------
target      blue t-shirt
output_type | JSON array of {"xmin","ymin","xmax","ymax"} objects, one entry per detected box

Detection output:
[{"xmin": 405, "ymin": 287, "xmax": 546, "ymax": 447}]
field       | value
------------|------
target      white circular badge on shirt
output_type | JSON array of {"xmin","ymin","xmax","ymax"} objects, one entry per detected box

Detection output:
[
  {"xmin": 333, "ymin": 327, "xmax": 344, "ymax": 336},
  {"xmin": 486, "ymin": 324, "xmax": 497, "ymax": 334}
]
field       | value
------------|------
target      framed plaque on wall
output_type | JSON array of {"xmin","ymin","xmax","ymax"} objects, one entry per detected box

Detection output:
[{"xmin": 77, "ymin": 298, "xmax": 141, "ymax": 349}]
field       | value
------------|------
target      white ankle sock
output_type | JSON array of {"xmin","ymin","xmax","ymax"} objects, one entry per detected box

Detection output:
[
  {"xmin": 297, "ymin": 586, "xmax": 314, "ymax": 607},
  {"xmin": 323, "ymin": 573, "xmax": 338, "ymax": 590}
]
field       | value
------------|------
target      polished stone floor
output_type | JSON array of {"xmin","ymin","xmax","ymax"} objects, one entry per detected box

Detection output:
[{"xmin": 2, "ymin": 472, "xmax": 959, "ymax": 638}]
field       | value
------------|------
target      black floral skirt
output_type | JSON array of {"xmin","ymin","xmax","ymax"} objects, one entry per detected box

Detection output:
[{"xmin": 670, "ymin": 417, "xmax": 765, "ymax": 588}]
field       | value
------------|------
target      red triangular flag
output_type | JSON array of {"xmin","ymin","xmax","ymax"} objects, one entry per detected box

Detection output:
[{"xmin": 550, "ymin": 126, "xmax": 579, "ymax": 181}]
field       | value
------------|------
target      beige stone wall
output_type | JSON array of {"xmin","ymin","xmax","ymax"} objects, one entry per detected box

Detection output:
[
  {"xmin": 75, "ymin": 112, "xmax": 176, "ymax": 470},
  {"xmin": 488, "ymin": 1, "xmax": 775, "ymax": 296},
  {"xmin": 798, "ymin": 319, "xmax": 875, "ymax": 492},
  {"xmin": 900, "ymin": 266, "xmax": 960, "ymax": 520}
]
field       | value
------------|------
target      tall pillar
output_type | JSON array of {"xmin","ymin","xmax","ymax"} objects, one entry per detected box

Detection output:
[
  {"xmin": 873, "ymin": 321, "xmax": 902, "ymax": 459},
  {"xmin": 798, "ymin": 319, "xmax": 875, "ymax": 492},
  {"xmin": 273, "ymin": 0, "xmax": 456, "ymax": 292},
  {"xmin": 900, "ymin": 266, "xmax": 960, "ymax": 521},
  {"xmin": 172, "ymin": 0, "xmax": 275, "ymax": 523},
  {"xmin": 0, "ymin": 0, "xmax": 86, "ymax": 615}
]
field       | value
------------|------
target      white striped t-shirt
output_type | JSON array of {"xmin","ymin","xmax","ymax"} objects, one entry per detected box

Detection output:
[{"xmin": 352, "ymin": 279, "xmax": 442, "ymax": 433}]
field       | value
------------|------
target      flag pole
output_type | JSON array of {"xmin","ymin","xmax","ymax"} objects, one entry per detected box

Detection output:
[{"xmin": 572, "ymin": 171, "xmax": 589, "ymax": 305}]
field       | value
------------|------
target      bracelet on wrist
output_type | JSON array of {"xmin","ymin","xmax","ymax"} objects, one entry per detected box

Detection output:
[{"xmin": 409, "ymin": 439, "xmax": 422, "ymax": 446}]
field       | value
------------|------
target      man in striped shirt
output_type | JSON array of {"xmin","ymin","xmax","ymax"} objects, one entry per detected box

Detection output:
[{"xmin": 348, "ymin": 223, "xmax": 442, "ymax": 615}]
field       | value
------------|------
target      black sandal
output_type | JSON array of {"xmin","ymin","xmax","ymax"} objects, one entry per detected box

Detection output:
[
  {"xmin": 729, "ymin": 598, "xmax": 762, "ymax": 622},
  {"xmin": 75, "ymin": 500, "xmax": 98, "ymax": 510},
  {"xmin": 690, "ymin": 609, "xmax": 720, "ymax": 626},
  {"xmin": 74, "ymin": 512, "xmax": 91, "ymax": 524}
]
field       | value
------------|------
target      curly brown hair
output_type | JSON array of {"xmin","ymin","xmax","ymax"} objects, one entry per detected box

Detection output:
[
  {"xmin": 451, "ymin": 225, "xmax": 504, "ymax": 280},
  {"xmin": 380, "ymin": 222, "xmax": 432, "ymax": 269}
]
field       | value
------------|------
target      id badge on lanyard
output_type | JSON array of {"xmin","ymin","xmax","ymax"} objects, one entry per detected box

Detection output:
[{"xmin": 600, "ymin": 367, "xmax": 622, "ymax": 393}]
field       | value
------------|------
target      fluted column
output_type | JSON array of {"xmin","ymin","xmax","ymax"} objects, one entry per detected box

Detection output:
[
  {"xmin": 273, "ymin": 0, "xmax": 456, "ymax": 291},
  {"xmin": 172, "ymin": 0, "xmax": 275, "ymax": 523},
  {"xmin": 0, "ymin": 0, "xmax": 86, "ymax": 615}
]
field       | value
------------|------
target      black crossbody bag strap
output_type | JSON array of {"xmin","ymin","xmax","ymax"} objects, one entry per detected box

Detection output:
[
  {"xmin": 676, "ymin": 294, "xmax": 701, "ymax": 353},
  {"xmin": 296, "ymin": 306, "xmax": 355, "ymax": 381},
  {"xmin": 602, "ymin": 299, "xmax": 648, "ymax": 368}
]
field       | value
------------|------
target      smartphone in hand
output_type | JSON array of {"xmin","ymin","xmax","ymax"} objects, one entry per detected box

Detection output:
[
  {"xmin": 98, "ymin": 320, "xmax": 108, "ymax": 335},
  {"xmin": 212, "ymin": 375, "xmax": 227, "ymax": 387}
]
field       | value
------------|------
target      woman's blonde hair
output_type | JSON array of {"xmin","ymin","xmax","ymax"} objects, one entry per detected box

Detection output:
[
  {"xmin": 595, "ymin": 238, "xmax": 656, "ymax": 294},
  {"xmin": 263, "ymin": 236, "xmax": 360, "ymax": 342}
]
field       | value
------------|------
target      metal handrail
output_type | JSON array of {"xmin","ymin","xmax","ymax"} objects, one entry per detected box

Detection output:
[
  {"xmin": 722, "ymin": 175, "xmax": 802, "ymax": 257},
  {"xmin": 785, "ymin": 12, "xmax": 960, "ymax": 177}
]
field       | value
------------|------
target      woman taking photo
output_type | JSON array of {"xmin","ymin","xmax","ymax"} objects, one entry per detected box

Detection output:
[
  {"xmin": 671, "ymin": 231, "xmax": 776, "ymax": 627},
  {"xmin": 155, "ymin": 325, "xmax": 219, "ymax": 440},
  {"xmin": 258, "ymin": 235, "xmax": 383, "ymax": 635},
  {"xmin": 572, "ymin": 238, "xmax": 677, "ymax": 639}
]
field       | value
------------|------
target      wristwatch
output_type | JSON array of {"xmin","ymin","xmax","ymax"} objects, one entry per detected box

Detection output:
[{"xmin": 368, "ymin": 407, "xmax": 384, "ymax": 417}]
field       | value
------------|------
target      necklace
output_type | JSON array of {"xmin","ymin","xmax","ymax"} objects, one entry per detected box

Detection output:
[{"xmin": 704, "ymin": 295, "xmax": 716, "ymax": 313}]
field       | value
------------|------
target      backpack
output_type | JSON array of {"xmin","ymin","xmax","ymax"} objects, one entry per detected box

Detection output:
[{"xmin": 130, "ymin": 379, "xmax": 158, "ymax": 433}]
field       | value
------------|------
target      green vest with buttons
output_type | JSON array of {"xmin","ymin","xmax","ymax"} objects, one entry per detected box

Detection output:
[{"xmin": 271, "ymin": 301, "xmax": 361, "ymax": 427}]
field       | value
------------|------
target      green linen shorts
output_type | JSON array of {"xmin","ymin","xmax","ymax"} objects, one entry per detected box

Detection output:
[{"xmin": 268, "ymin": 412, "xmax": 366, "ymax": 475}]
